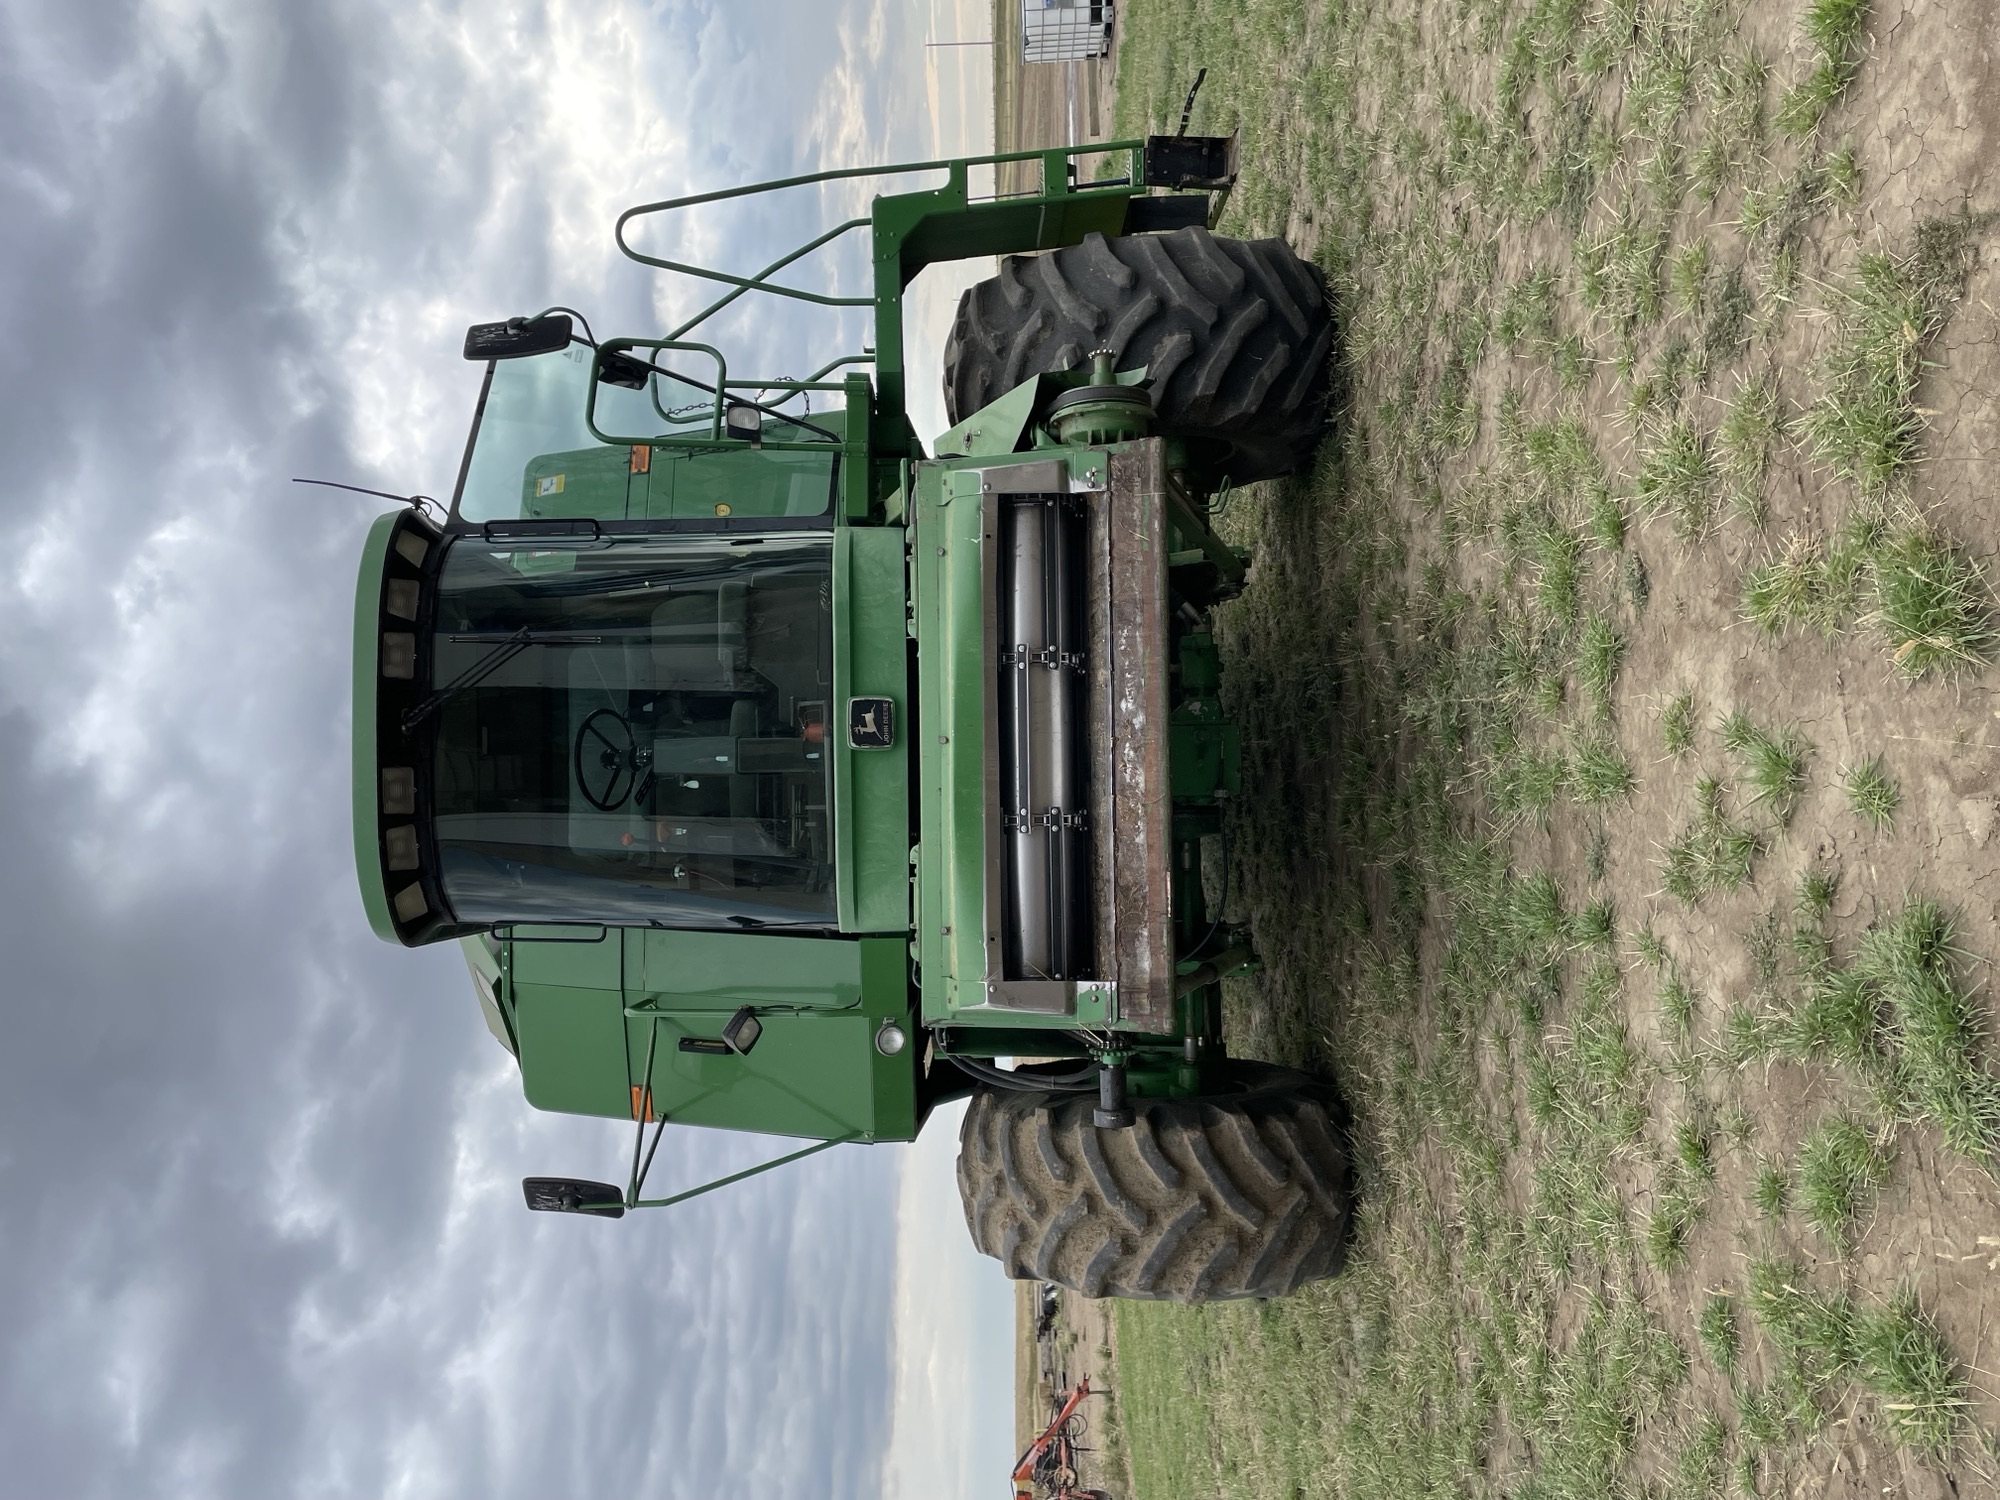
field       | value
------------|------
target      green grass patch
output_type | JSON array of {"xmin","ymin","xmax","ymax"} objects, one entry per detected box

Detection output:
[
  {"xmin": 1577, "ymin": 199, "xmax": 1669, "ymax": 328},
  {"xmin": 1802, "ymin": 0, "xmax": 1869, "ymax": 58},
  {"xmin": 1661, "ymin": 692, "xmax": 1697, "ymax": 757},
  {"xmin": 1722, "ymin": 713, "xmax": 1812, "ymax": 826},
  {"xmin": 1856, "ymin": 899, "xmax": 2000, "ymax": 1165},
  {"xmin": 1645, "ymin": 1189, "xmax": 1700, "ymax": 1270},
  {"xmin": 1741, "ymin": 533, "xmax": 1851, "ymax": 637},
  {"xmin": 1819, "ymin": 143, "xmax": 1862, "ymax": 207},
  {"xmin": 1801, "ymin": 212, "xmax": 1989, "ymax": 495},
  {"xmin": 1667, "ymin": 1412, "xmax": 1728, "ymax": 1499},
  {"xmin": 1753, "ymin": 1158, "xmax": 1791, "ymax": 1218},
  {"xmin": 1787, "ymin": 963, "xmax": 1886, "ymax": 1074},
  {"xmin": 1692, "ymin": 49, "xmax": 1769, "ymax": 201},
  {"xmin": 1866, "ymin": 520, "xmax": 1997, "ymax": 678},
  {"xmin": 1658, "ymin": 968, "xmax": 1697, "ymax": 1040},
  {"xmin": 1796, "ymin": 1115, "xmax": 1892, "ymax": 1244},
  {"xmin": 1736, "ymin": 1266, "xmax": 1973, "ymax": 1457},
  {"xmin": 1670, "ymin": 239, "xmax": 1711, "ymax": 317},
  {"xmin": 1575, "ymin": 616, "xmax": 1626, "ymax": 718},
  {"xmin": 1746, "ymin": 1255, "xmax": 1855, "ymax": 1412},
  {"xmin": 1536, "ymin": 523, "xmax": 1585, "ymax": 624},
  {"xmin": 1787, "ymin": 898, "xmax": 2000, "ymax": 1165},
  {"xmin": 1777, "ymin": 0, "xmax": 1869, "ymax": 137},
  {"xmin": 1635, "ymin": 419, "xmax": 1717, "ymax": 539},
  {"xmin": 1675, "ymin": 1118, "xmax": 1716, "ymax": 1183},
  {"xmin": 1493, "ymin": 742, "xmax": 1570, "ymax": 825},
  {"xmin": 1715, "ymin": 376, "xmax": 1780, "ymax": 524},
  {"xmin": 1721, "ymin": 1001, "xmax": 1783, "ymax": 1066},
  {"xmin": 1498, "ymin": 264, "xmax": 1560, "ymax": 348},
  {"xmin": 1698, "ymin": 1294, "xmax": 1741, "ymax": 1376},
  {"xmin": 1701, "ymin": 263, "xmax": 1753, "ymax": 373},
  {"xmin": 1777, "ymin": 56, "xmax": 1854, "ymax": 137},
  {"xmin": 1586, "ymin": 486, "xmax": 1626, "ymax": 551},
  {"xmin": 1569, "ymin": 897, "xmax": 1618, "ymax": 949},
  {"xmin": 1851, "ymin": 1284, "xmax": 1970, "ymax": 1457},
  {"xmin": 1843, "ymin": 754, "xmax": 1899, "ymax": 828},
  {"xmin": 1662, "ymin": 777, "xmax": 1761, "ymax": 904},
  {"xmin": 1531, "ymin": 1292, "xmax": 1689, "ymax": 1487}
]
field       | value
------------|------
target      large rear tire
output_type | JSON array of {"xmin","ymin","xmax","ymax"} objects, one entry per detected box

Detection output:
[
  {"xmin": 955, "ymin": 1062, "xmax": 1352, "ymax": 1302},
  {"xmin": 942, "ymin": 226, "xmax": 1336, "ymax": 483}
]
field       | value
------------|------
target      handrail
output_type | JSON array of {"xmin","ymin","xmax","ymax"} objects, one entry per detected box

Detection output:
[
  {"xmin": 586, "ymin": 337, "xmax": 726, "ymax": 444},
  {"xmin": 805, "ymin": 352, "xmax": 874, "ymax": 381},
  {"xmin": 616, "ymin": 141, "xmax": 1147, "ymax": 345}
]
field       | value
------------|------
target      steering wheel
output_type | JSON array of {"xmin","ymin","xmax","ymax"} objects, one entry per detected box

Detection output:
[{"xmin": 573, "ymin": 708, "xmax": 649, "ymax": 811}]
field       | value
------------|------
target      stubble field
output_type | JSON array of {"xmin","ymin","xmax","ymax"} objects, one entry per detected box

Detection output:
[{"xmin": 1089, "ymin": 1, "xmax": 2000, "ymax": 1496}]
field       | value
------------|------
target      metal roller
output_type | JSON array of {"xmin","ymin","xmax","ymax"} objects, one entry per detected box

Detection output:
[{"xmin": 997, "ymin": 493, "xmax": 1091, "ymax": 980}]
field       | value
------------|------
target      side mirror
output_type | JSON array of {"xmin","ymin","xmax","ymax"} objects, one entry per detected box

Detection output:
[
  {"xmin": 522, "ymin": 1177, "xmax": 626, "ymax": 1218},
  {"xmin": 597, "ymin": 349, "xmax": 652, "ymax": 389},
  {"xmin": 463, "ymin": 313, "xmax": 575, "ymax": 361}
]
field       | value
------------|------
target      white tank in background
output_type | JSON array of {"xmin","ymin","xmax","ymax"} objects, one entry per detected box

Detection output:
[{"xmin": 1021, "ymin": 0, "xmax": 1113, "ymax": 63}]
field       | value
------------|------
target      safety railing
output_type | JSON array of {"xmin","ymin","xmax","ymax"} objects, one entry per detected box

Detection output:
[
  {"xmin": 613, "ymin": 139, "xmax": 1149, "ymax": 355},
  {"xmin": 584, "ymin": 338, "xmax": 858, "ymax": 450}
]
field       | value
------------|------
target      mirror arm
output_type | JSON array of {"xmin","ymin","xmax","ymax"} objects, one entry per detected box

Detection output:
[
  {"xmin": 627, "ymin": 1018, "xmax": 664, "ymax": 1204},
  {"xmin": 627, "ymin": 1134, "xmax": 856, "ymax": 1211}
]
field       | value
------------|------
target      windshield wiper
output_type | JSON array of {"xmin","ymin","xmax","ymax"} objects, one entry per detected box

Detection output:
[{"xmin": 400, "ymin": 628, "xmax": 604, "ymax": 733}]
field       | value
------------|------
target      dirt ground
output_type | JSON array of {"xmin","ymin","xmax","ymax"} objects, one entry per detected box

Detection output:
[
  {"xmin": 1014, "ymin": 1280, "xmax": 1131, "ymax": 1500},
  {"xmin": 991, "ymin": 0, "xmax": 1121, "ymax": 196},
  {"xmin": 1092, "ymin": 0, "xmax": 2000, "ymax": 1495}
]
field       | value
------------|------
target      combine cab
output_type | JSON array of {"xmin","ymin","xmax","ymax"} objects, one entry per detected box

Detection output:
[{"xmin": 354, "ymin": 137, "xmax": 1351, "ymax": 1301}]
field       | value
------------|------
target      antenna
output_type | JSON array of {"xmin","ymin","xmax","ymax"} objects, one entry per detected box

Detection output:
[{"xmin": 293, "ymin": 478, "xmax": 443, "ymax": 520}]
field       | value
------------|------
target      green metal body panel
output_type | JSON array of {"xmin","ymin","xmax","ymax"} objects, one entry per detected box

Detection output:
[
  {"xmin": 906, "ymin": 441, "xmax": 1250, "ymax": 1052},
  {"xmin": 499, "ymin": 931, "xmax": 917, "ymax": 1141},
  {"xmin": 908, "ymin": 449, "xmax": 1126, "ymax": 1034},
  {"xmin": 931, "ymin": 365, "xmax": 1155, "ymax": 463},
  {"xmin": 908, "ymin": 458, "xmax": 987, "ymax": 1027},
  {"xmin": 865, "ymin": 160, "xmax": 1141, "ymax": 435},
  {"xmin": 832, "ymin": 525, "xmax": 911, "ymax": 934},
  {"xmin": 929, "ymin": 375, "xmax": 1044, "ymax": 461},
  {"xmin": 518, "ymin": 442, "xmax": 840, "ymax": 523}
]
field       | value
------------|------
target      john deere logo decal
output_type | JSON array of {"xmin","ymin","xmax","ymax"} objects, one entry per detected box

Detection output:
[{"xmin": 848, "ymin": 697, "xmax": 894, "ymax": 749}]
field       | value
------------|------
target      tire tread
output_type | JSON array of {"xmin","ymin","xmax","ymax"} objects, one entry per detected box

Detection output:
[
  {"xmin": 956, "ymin": 1063, "xmax": 1351, "ymax": 1303},
  {"xmin": 941, "ymin": 227, "xmax": 1335, "ymax": 483}
]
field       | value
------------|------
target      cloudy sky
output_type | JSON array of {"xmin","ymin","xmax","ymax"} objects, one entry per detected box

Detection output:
[{"xmin": 0, "ymin": 2, "xmax": 1014, "ymax": 1496}]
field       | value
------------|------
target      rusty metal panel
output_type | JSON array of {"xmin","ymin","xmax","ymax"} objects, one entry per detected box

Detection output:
[{"xmin": 1088, "ymin": 441, "xmax": 1175, "ymax": 1030}]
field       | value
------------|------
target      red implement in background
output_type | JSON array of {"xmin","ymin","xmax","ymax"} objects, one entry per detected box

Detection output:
[{"xmin": 1011, "ymin": 1377, "xmax": 1108, "ymax": 1500}]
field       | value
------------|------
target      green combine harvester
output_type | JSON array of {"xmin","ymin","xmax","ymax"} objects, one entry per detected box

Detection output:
[{"xmin": 353, "ymin": 134, "xmax": 1351, "ymax": 1301}]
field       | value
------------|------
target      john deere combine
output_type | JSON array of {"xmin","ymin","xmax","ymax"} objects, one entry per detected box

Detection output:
[{"xmin": 353, "ymin": 136, "xmax": 1350, "ymax": 1301}]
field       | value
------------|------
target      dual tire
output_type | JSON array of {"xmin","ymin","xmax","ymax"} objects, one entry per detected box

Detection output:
[
  {"xmin": 956, "ymin": 1064, "xmax": 1352, "ymax": 1303},
  {"xmin": 942, "ymin": 225, "xmax": 1337, "ymax": 483}
]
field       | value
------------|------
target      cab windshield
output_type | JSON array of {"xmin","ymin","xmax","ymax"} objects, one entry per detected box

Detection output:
[
  {"xmin": 425, "ymin": 534, "xmax": 836, "ymax": 930},
  {"xmin": 453, "ymin": 345, "xmax": 839, "ymax": 525}
]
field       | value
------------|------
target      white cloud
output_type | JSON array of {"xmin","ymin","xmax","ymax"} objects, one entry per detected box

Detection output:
[
  {"xmin": 882, "ymin": 1098, "xmax": 1017, "ymax": 1500},
  {"xmin": 0, "ymin": 1, "xmax": 1025, "ymax": 1495}
]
